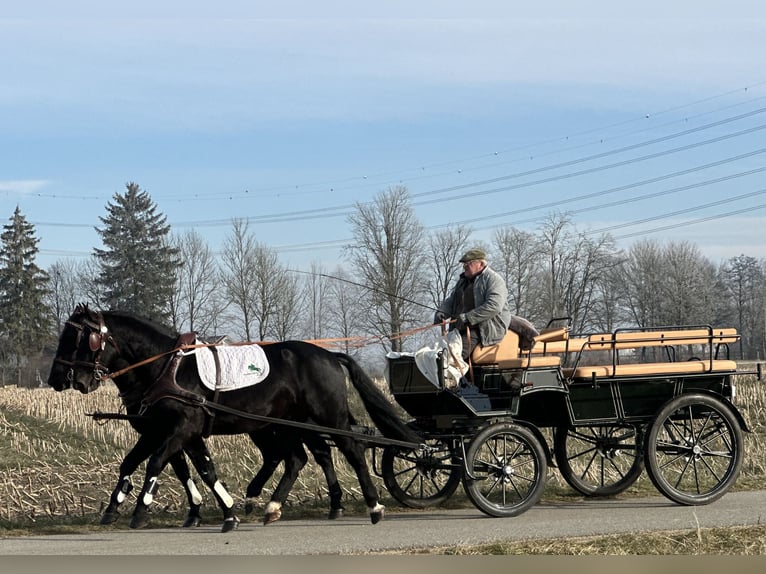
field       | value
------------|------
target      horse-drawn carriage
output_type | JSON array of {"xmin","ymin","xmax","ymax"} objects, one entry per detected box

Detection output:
[
  {"xmin": 47, "ymin": 306, "xmax": 757, "ymax": 529},
  {"xmin": 380, "ymin": 318, "xmax": 754, "ymax": 517}
]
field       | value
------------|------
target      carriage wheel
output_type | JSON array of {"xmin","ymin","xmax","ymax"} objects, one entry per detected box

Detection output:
[
  {"xmin": 462, "ymin": 421, "xmax": 547, "ymax": 517},
  {"xmin": 644, "ymin": 393, "xmax": 744, "ymax": 506},
  {"xmin": 381, "ymin": 437, "xmax": 462, "ymax": 508},
  {"xmin": 554, "ymin": 423, "xmax": 645, "ymax": 497}
]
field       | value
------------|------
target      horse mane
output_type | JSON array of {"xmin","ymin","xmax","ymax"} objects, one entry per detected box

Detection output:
[
  {"xmin": 107, "ymin": 309, "xmax": 178, "ymax": 338},
  {"xmin": 74, "ymin": 302, "xmax": 178, "ymax": 339}
]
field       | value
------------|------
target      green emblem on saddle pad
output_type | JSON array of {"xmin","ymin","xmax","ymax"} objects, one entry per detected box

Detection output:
[{"xmin": 247, "ymin": 364, "xmax": 262, "ymax": 374}]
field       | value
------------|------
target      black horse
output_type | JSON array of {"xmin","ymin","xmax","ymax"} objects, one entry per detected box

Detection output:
[
  {"xmin": 47, "ymin": 305, "xmax": 421, "ymax": 531},
  {"xmin": 101, "ymin": 353, "xmax": 343, "ymax": 527}
]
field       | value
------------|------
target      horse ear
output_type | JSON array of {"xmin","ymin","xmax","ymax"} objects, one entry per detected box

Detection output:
[{"xmin": 74, "ymin": 302, "xmax": 90, "ymax": 315}]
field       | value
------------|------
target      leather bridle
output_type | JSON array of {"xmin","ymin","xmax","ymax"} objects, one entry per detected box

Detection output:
[{"xmin": 54, "ymin": 312, "xmax": 121, "ymax": 386}]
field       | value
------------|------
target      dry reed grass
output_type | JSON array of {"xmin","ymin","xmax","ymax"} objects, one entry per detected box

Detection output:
[{"xmin": 1, "ymin": 371, "xmax": 764, "ymax": 528}]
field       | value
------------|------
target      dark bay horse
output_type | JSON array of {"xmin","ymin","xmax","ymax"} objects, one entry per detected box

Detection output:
[
  {"xmin": 47, "ymin": 305, "xmax": 421, "ymax": 531},
  {"xmin": 103, "ymin": 353, "xmax": 343, "ymax": 527},
  {"xmin": 102, "ymin": 379, "xmax": 343, "ymax": 528}
]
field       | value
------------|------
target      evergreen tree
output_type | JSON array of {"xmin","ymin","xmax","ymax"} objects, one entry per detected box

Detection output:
[
  {"xmin": 0, "ymin": 206, "xmax": 52, "ymax": 386},
  {"xmin": 94, "ymin": 182, "xmax": 180, "ymax": 319}
]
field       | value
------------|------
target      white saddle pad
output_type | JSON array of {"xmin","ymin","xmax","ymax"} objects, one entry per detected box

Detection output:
[{"xmin": 189, "ymin": 340, "xmax": 270, "ymax": 392}]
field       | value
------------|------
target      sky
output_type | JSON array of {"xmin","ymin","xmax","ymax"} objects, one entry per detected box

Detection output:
[{"xmin": 3, "ymin": 1, "xmax": 766, "ymax": 272}]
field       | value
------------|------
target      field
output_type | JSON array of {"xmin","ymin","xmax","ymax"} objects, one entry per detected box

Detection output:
[{"xmin": 1, "ymin": 371, "xmax": 765, "ymax": 542}]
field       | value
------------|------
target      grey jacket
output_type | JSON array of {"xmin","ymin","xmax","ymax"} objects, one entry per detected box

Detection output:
[{"xmin": 436, "ymin": 264, "xmax": 511, "ymax": 347}]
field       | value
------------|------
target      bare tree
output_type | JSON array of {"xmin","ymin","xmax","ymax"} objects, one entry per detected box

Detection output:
[
  {"xmin": 45, "ymin": 259, "xmax": 83, "ymax": 333},
  {"xmin": 325, "ymin": 267, "xmax": 366, "ymax": 355},
  {"xmin": 268, "ymin": 267, "xmax": 303, "ymax": 341},
  {"xmin": 720, "ymin": 255, "xmax": 766, "ymax": 359},
  {"xmin": 170, "ymin": 229, "xmax": 227, "ymax": 336},
  {"xmin": 587, "ymin": 253, "xmax": 629, "ymax": 333},
  {"xmin": 345, "ymin": 185, "xmax": 427, "ymax": 352},
  {"xmin": 658, "ymin": 241, "xmax": 717, "ymax": 327},
  {"xmin": 619, "ymin": 239, "xmax": 667, "ymax": 329},
  {"xmin": 74, "ymin": 256, "xmax": 107, "ymax": 309},
  {"xmin": 425, "ymin": 225, "xmax": 473, "ymax": 312},
  {"xmin": 492, "ymin": 226, "xmax": 545, "ymax": 323},
  {"xmin": 221, "ymin": 219, "xmax": 260, "ymax": 340},
  {"xmin": 301, "ymin": 262, "xmax": 332, "ymax": 340},
  {"xmin": 536, "ymin": 213, "xmax": 571, "ymax": 321}
]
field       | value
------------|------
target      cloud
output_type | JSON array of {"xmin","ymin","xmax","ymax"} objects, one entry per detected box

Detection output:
[{"xmin": 0, "ymin": 180, "xmax": 51, "ymax": 194}]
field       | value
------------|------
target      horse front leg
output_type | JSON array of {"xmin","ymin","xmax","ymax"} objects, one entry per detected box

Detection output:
[
  {"xmin": 185, "ymin": 436, "xmax": 239, "ymax": 533},
  {"xmin": 168, "ymin": 451, "xmax": 204, "ymax": 527},
  {"xmin": 101, "ymin": 435, "xmax": 157, "ymax": 525}
]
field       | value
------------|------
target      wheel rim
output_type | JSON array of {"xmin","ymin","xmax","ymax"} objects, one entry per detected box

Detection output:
[
  {"xmin": 382, "ymin": 439, "xmax": 462, "ymax": 507},
  {"xmin": 465, "ymin": 425, "xmax": 545, "ymax": 515},
  {"xmin": 555, "ymin": 424, "xmax": 644, "ymax": 496},
  {"xmin": 648, "ymin": 395, "xmax": 742, "ymax": 504}
]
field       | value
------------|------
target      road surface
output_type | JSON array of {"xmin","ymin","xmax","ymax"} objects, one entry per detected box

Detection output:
[{"xmin": 1, "ymin": 490, "xmax": 764, "ymax": 555}]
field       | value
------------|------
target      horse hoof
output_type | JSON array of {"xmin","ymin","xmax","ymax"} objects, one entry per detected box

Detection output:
[
  {"xmin": 328, "ymin": 508, "xmax": 344, "ymax": 520},
  {"xmin": 182, "ymin": 515, "xmax": 202, "ymax": 528},
  {"xmin": 100, "ymin": 512, "xmax": 119, "ymax": 525},
  {"xmin": 370, "ymin": 508, "xmax": 385, "ymax": 525},
  {"xmin": 221, "ymin": 516, "xmax": 240, "ymax": 533},
  {"xmin": 129, "ymin": 516, "xmax": 149, "ymax": 529},
  {"xmin": 263, "ymin": 509, "xmax": 282, "ymax": 525}
]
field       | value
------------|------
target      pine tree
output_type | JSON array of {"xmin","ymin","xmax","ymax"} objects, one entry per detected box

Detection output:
[
  {"xmin": 0, "ymin": 206, "xmax": 52, "ymax": 386},
  {"xmin": 94, "ymin": 182, "xmax": 180, "ymax": 319}
]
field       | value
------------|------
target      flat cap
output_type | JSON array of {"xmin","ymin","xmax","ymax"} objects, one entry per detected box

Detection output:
[{"xmin": 459, "ymin": 248, "xmax": 487, "ymax": 263}]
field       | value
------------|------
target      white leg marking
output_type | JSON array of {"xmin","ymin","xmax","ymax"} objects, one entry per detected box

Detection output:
[
  {"xmin": 142, "ymin": 477, "xmax": 158, "ymax": 506},
  {"xmin": 265, "ymin": 500, "xmax": 282, "ymax": 515},
  {"xmin": 214, "ymin": 480, "xmax": 234, "ymax": 508},
  {"xmin": 187, "ymin": 479, "xmax": 203, "ymax": 505},
  {"xmin": 116, "ymin": 475, "xmax": 131, "ymax": 503},
  {"xmin": 369, "ymin": 502, "xmax": 385, "ymax": 514}
]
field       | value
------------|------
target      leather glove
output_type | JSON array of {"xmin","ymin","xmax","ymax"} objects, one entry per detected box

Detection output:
[
  {"xmin": 453, "ymin": 316, "xmax": 467, "ymax": 331},
  {"xmin": 434, "ymin": 310, "xmax": 449, "ymax": 324}
]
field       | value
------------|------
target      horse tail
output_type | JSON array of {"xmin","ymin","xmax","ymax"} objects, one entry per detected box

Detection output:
[{"xmin": 335, "ymin": 353, "xmax": 421, "ymax": 445}]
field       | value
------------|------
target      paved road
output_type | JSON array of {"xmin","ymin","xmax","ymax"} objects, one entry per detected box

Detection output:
[{"xmin": 1, "ymin": 490, "xmax": 764, "ymax": 555}]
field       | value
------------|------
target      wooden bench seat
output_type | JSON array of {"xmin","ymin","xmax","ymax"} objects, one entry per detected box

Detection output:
[
  {"xmin": 565, "ymin": 359, "xmax": 738, "ymax": 379},
  {"xmin": 471, "ymin": 330, "xmax": 520, "ymax": 364},
  {"xmin": 470, "ymin": 324, "xmax": 739, "ymax": 375}
]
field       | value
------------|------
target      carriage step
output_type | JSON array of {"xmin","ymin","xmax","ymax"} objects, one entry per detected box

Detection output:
[{"xmin": 451, "ymin": 381, "xmax": 492, "ymax": 411}]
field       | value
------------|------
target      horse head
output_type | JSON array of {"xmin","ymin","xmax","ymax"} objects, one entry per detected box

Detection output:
[{"xmin": 47, "ymin": 303, "xmax": 119, "ymax": 394}]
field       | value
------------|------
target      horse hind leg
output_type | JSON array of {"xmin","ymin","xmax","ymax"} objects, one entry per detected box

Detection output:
[
  {"xmin": 263, "ymin": 443, "xmax": 309, "ymax": 525},
  {"xmin": 244, "ymin": 430, "xmax": 283, "ymax": 515},
  {"xmin": 304, "ymin": 433, "xmax": 344, "ymax": 519},
  {"xmin": 333, "ymin": 435, "xmax": 384, "ymax": 524}
]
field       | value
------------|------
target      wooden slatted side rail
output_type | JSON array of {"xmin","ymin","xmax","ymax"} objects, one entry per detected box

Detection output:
[
  {"xmin": 564, "ymin": 359, "xmax": 738, "ymax": 379},
  {"xmin": 471, "ymin": 324, "xmax": 739, "ymax": 376},
  {"xmin": 585, "ymin": 327, "xmax": 739, "ymax": 350}
]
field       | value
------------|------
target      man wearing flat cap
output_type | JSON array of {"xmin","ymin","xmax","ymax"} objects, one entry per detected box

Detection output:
[{"xmin": 434, "ymin": 247, "xmax": 511, "ymax": 360}]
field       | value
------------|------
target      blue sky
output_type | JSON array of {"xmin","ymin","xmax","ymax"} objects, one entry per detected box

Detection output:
[{"xmin": 3, "ymin": 1, "xmax": 766, "ymax": 271}]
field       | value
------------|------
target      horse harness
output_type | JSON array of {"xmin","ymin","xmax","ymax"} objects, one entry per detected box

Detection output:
[
  {"xmin": 54, "ymin": 313, "xmax": 121, "ymax": 385},
  {"xmin": 58, "ymin": 313, "xmax": 218, "ymax": 429}
]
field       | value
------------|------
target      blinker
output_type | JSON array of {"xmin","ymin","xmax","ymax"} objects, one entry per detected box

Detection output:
[{"xmin": 88, "ymin": 326, "xmax": 107, "ymax": 352}]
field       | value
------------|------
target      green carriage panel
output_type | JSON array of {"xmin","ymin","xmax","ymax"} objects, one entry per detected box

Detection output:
[
  {"xmin": 566, "ymin": 382, "xmax": 618, "ymax": 423},
  {"xmin": 617, "ymin": 378, "xmax": 677, "ymax": 419}
]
